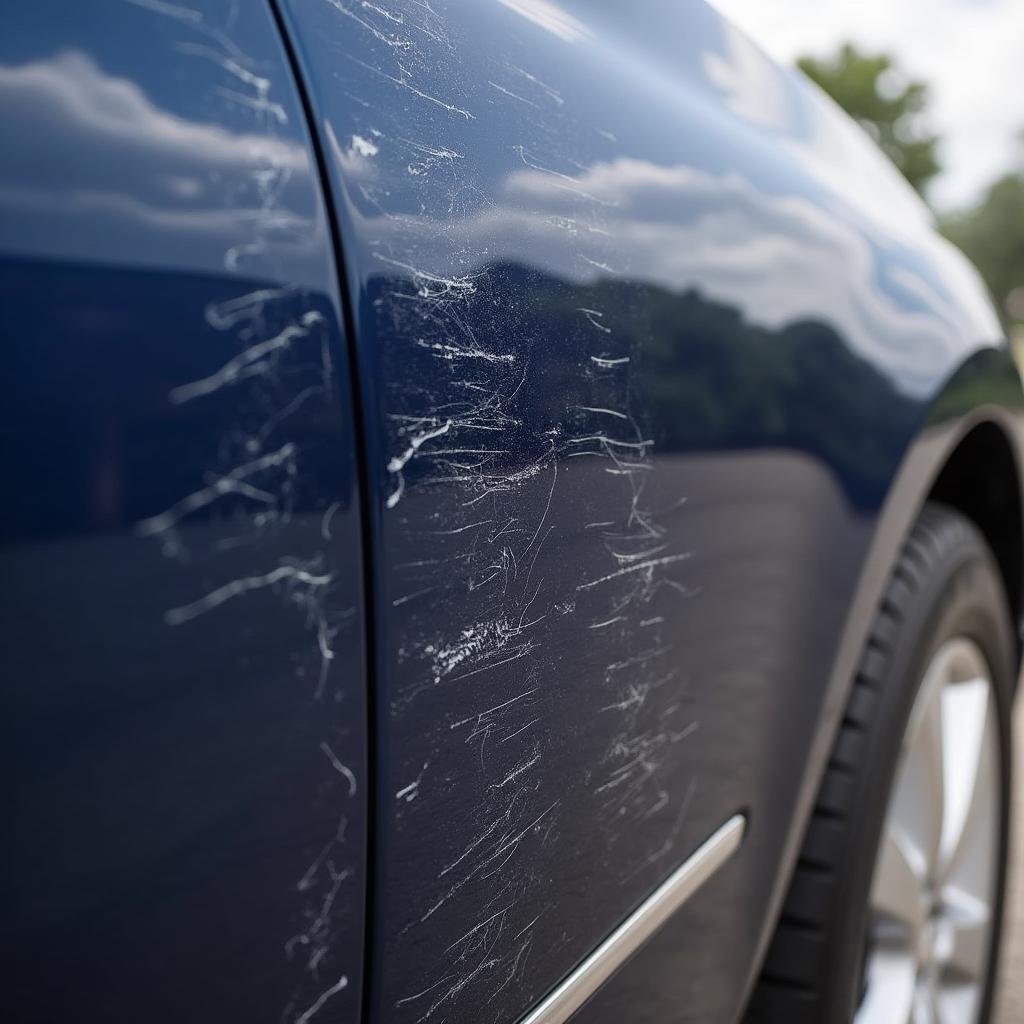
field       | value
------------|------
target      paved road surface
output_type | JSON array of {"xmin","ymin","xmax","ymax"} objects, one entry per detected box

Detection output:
[{"xmin": 995, "ymin": 696, "xmax": 1024, "ymax": 1021}]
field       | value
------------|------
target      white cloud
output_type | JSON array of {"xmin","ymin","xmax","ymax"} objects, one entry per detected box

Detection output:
[{"xmin": 708, "ymin": 0, "xmax": 1024, "ymax": 209}]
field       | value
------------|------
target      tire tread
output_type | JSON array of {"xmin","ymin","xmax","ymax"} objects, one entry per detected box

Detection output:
[{"xmin": 745, "ymin": 505, "xmax": 991, "ymax": 1021}]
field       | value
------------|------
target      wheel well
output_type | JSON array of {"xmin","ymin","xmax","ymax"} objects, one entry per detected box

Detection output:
[{"xmin": 927, "ymin": 420, "xmax": 1023, "ymax": 646}]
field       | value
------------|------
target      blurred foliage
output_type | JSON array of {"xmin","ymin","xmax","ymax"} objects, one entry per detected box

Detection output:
[
  {"xmin": 799, "ymin": 43, "xmax": 1023, "ymax": 330},
  {"xmin": 632, "ymin": 285, "xmax": 919, "ymax": 505},
  {"xmin": 505, "ymin": 268, "xmax": 922, "ymax": 507},
  {"xmin": 798, "ymin": 43, "xmax": 941, "ymax": 196},
  {"xmin": 941, "ymin": 168, "xmax": 1024, "ymax": 328}
]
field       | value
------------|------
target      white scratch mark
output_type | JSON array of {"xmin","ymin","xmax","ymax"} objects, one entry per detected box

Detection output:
[
  {"xmin": 508, "ymin": 64, "xmax": 564, "ymax": 105},
  {"xmin": 393, "ymin": 586, "xmax": 437, "ymax": 607},
  {"xmin": 567, "ymin": 434, "xmax": 652, "ymax": 451},
  {"xmin": 320, "ymin": 741, "xmax": 357, "ymax": 796},
  {"xmin": 416, "ymin": 339, "xmax": 516, "ymax": 363},
  {"xmin": 294, "ymin": 974, "xmax": 348, "ymax": 1024},
  {"xmin": 487, "ymin": 80, "xmax": 539, "ymax": 108},
  {"xmin": 451, "ymin": 688, "xmax": 538, "ymax": 730},
  {"xmin": 494, "ymin": 754, "xmax": 540, "ymax": 788},
  {"xmin": 577, "ymin": 553, "xmax": 691, "ymax": 591},
  {"xmin": 501, "ymin": 718, "xmax": 540, "ymax": 742},
  {"xmin": 375, "ymin": 254, "xmax": 480, "ymax": 299},
  {"xmin": 443, "ymin": 904, "xmax": 511, "ymax": 953},
  {"xmin": 439, "ymin": 818, "xmax": 504, "ymax": 878},
  {"xmin": 174, "ymin": 42, "xmax": 270, "ymax": 93},
  {"xmin": 575, "ymin": 405, "xmax": 626, "ymax": 419},
  {"xmin": 401, "ymin": 137, "xmax": 463, "ymax": 175},
  {"xmin": 215, "ymin": 86, "xmax": 287, "ymax": 123},
  {"xmin": 362, "ymin": 1, "xmax": 403, "ymax": 23},
  {"xmin": 347, "ymin": 53, "xmax": 474, "ymax": 118},
  {"xmin": 205, "ymin": 287, "xmax": 293, "ymax": 329},
  {"xmin": 395, "ymin": 761, "xmax": 429, "ymax": 802},
  {"xmin": 137, "ymin": 444, "xmax": 296, "ymax": 536},
  {"xmin": 512, "ymin": 909, "xmax": 545, "ymax": 939},
  {"xmin": 581, "ymin": 255, "xmax": 619, "ymax": 273},
  {"xmin": 513, "ymin": 145, "xmax": 615, "ymax": 204},
  {"xmin": 125, "ymin": 0, "xmax": 202, "ymax": 21},
  {"xmin": 169, "ymin": 313, "xmax": 322, "ymax": 404},
  {"xmin": 165, "ymin": 563, "xmax": 330, "ymax": 625},
  {"xmin": 578, "ymin": 307, "xmax": 612, "ymax": 333},
  {"xmin": 325, "ymin": 0, "xmax": 413, "ymax": 49},
  {"xmin": 321, "ymin": 501, "xmax": 341, "ymax": 541},
  {"xmin": 387, "ymin": 419, "xmax": 453, "ymax": 509},
  {"xmin": 522, "ymin": 458, "xmax": 557, "ymax": 559}
]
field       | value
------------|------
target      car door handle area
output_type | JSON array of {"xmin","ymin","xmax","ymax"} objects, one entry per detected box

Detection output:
[{"xmin": 517, "ymin": 814, "xmax": 747, "ymax": 1024}]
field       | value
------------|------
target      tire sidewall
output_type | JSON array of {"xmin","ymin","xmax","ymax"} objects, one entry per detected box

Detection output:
[{"xmin": 830, "ymin": 526, "xmax": 1015, "ymax": 1022}]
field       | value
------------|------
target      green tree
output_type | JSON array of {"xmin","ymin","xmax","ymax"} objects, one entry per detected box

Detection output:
[
  {"xmin": 942, "ymin": 169, "xmax": 1024, "ymax": 327},
  {"xmin": 798, "ymin": 43, "xmax": 941, "ymax": 196}
]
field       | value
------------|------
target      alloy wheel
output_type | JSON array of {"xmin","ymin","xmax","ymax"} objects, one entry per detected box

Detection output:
[{"xmin": 856, "ymin": 638, "xmax": 1000, "ymax": 1024}]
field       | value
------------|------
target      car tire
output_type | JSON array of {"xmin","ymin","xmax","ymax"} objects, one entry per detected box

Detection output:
[{"xmin": 746, "ymin": 503, "xmax": 1015, "ymax": 1023}]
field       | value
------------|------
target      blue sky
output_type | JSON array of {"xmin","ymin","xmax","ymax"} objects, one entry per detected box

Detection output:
[{"xmin": 711, "ymin": 0, "xmax": 1024, "ymax": 210}]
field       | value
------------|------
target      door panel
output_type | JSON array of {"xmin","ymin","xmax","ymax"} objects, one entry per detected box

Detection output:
[
  {"xmin": 0, "ymin": 4, "xmax": 367, "ymax": 1023},
  {"xmin": 275, "ymin": 1, "xmax": 994, "ymax": 1022}
]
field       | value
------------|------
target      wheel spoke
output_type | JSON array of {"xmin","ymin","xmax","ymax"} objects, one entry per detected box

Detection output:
[
  {"xmin": 939, "ymin": 691, "xmax": 998, "ymax": 900},
  {"xmin": 912, "ymin": 979, "xmax": 937, "ymax": 1024},
  {"xmin": 894, "ymin": 669, "xmax": 945, "ymax": 877},
  {"xmin": 941, "ymin": 889, "xmax": 990, "ymax": 982},
  {"xmin": 945, "ymin": 920, "xmax": 987, "ymax": 983},
  {"xmin": 872, "ymin": 824, "xmax": 925, "ymax": 936},
  {"xmin": 858, "ymin": 951, "xmax": 916, "ymax": 1024},
  {"xmin": 856, "ymin": 637, "xmax": 1000, "ymax": 1024},
  {"xmin": 935, "ymin": 980, "xmax": 982, "ymax": 1024},
  {"xmin": 938, "ymin": 678, "xmax": 990, "ymax": 876}
]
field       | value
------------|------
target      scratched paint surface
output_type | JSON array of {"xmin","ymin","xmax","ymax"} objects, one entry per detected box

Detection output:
[
  {"xmin": 1, "ymin": 3, "xmax": 366, "ymax": 1022},
  {"xmin": 277, "ymin": 1, "xmax": 1003, "ymax": 1021},
  {"xmin": 0, "ymin": 0, "xmax": 1000, "ymax": 1022}
]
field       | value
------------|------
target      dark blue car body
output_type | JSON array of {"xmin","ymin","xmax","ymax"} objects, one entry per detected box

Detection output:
[{"xmin": 2, "ymin": 2, "xmax": 1021, "ymax": 1023}]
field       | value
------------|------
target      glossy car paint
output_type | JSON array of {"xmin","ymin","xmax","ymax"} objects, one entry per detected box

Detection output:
[
  {"xmin": 0, "ymin": 3, "xmax": 368, "ymax": 1023},
  {"xmin": 1, "ymin": 4, "xmax": 1021, "ymax": 1024},
  {"xmin": 273, "ymin": 2, "xmax": 1022, "ymax": 1023}
]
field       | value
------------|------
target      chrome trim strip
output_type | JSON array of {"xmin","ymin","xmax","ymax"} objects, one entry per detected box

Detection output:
[{"xmin": 517, "ymin": 813, "xmax": 746, "ymax": 1024}]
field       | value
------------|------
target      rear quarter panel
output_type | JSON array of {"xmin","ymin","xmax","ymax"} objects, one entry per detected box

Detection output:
[{"xmin": 273, "ymin": 1, "xmax": 1019, "ymax": 1022}]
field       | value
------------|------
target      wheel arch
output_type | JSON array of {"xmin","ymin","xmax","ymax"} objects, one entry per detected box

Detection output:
[
  {"xmin": 824, "ymin": 345, "xmax": 1024, "ymax": 780},
  {"xmin": 854, "ymin": 343, "xmax": 1024, "ymax": 695},
  {"xmin": 741, "ymin": 343, "xmax": 1024, "ymax": 1015},
  {"xmin": 927, "ymin": 418, "xmax": 1023, "ymax": 656}
]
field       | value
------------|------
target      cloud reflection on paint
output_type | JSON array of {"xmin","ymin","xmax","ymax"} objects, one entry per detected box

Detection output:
[
  {"xmin": 364, "ymin": 150, "xmax": 998, "ymax": 397},
  {"xmin": 0, "ymin": 50, "xmax": 320, "ymax": 276}
]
